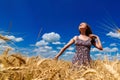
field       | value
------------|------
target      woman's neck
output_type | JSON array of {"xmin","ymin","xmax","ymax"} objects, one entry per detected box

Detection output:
[{"xmin": 80, "ymin": 31, "xmax": 86, "ymax": 35}]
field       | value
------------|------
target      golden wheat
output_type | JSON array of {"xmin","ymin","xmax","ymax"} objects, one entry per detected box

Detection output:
[
  {"xmin": 0, "ymin": 34, "xmax": 10, "ymax": 41},
  {"xmin": 104, "ymin": 63, "xmax": 120, "ymax": 80},
  {"xmin": 0, "ymin": 49, "xmax": 120, "ymax": 80}
]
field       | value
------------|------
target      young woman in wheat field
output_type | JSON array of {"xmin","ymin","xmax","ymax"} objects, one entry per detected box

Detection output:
[{"xmin": 54, "ymin": 22, "xmax": 103, "ymax": 67}]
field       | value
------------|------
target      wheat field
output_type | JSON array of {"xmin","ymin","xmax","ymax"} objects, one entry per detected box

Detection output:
[{"xmin": 0, "ymin": 48, "xmax": 120, "ymax": 80}]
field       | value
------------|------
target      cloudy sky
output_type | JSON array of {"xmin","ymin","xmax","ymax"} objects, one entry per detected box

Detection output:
[{"xmin": 0, "ymin": 0, "xmax": 120, "ymax": 61}]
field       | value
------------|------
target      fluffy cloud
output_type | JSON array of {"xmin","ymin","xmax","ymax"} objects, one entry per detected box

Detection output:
[
  {"xmin": 15, "ymin": 38, "xmax": 23, "ymax": 42},
  {"xmin": 5, "ymin": 35, "xmax": 23, "ymax": 42},
  {"xmin": 91, "ymin": 47, "xmax": 118, "ymax": 53},
  {"xmin": 104, "ymin": 47, "xmax": 118, "ymax": 52},
  {"xmin": 34, "ymin": 46, "xmax": 52, "ymax": 53},
  {"xmin": 35, "ymin": 40, "xmax": 49, "ymax": 47},
  {"xmin": 42, "ymin": 32, "xmax": 60, "ymax": 42},
  {"xmin": 33, "ymin": 32, "xmax": 63, "ymax": 58},
  {"xmin": 33, "ymin": 45, "xmax": 57, "ymax": 58},
  {"xmin": 65, "ymin": 51, "xmax": 74, "ymax": 55},
  {"xmin": 0, "ymin": 39, "xmax": 6, "ymax": 44},
  {"xmin": 52, "ymin": 41, "xmax": 65, "ymax": 45},
  {"xmin": 0, "ymin": 44, "xmax": 16, "ymax": 54},
  {"xmin": 91, "ymin": 48, "xmax": 99, "ymax": 52},
  {"xmin": 0, "ymin": 32, "xmax": 26, "ymax": 55},
  {"xmin": 106, "ymin": 32, "xmax": 120, "ymax": 39},
  {"xmin": 67, "ymin": 46, "xmax": 74, "ymax": 51},
  {"xmin": 56, "ymin": 46, "xmax": 74, "ymax": 51},
  {"xmin": 94, "ymin": 53, "xmax": 102, "ymax": 57},
  {"xmin": 116, "ymin": 53, "xmax": 120, "ymax": 60},
  {"xmin": 56, "ymin": 47, "xmax": 62, "ymax": 50},
  {"xmin": 110, "ymin": 43, "xmax": 117, "ymax": 47},
  {"xmin": 52, "ymin": 42, "xmax": 61, "ymax": 45}
]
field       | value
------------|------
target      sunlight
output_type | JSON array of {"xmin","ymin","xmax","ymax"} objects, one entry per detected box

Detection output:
[{"xmin": 117, "ymin": 29, "xmax": 120, "ymax": 33}]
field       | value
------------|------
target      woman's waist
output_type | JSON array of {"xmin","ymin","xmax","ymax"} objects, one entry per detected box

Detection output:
[{"xmin": 75, "ymin": 46, "xmax": 91, "ymax": 50}]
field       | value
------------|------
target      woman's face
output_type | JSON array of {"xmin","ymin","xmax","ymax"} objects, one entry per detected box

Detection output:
[{"xmin": 79, "ymin": 23, "xmax": 87, "ymax": 31}]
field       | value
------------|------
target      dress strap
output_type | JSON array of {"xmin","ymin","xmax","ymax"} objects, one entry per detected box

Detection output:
[{"xmin": 76, "ymin": 36, "xmax": 79, "ymax": 40}]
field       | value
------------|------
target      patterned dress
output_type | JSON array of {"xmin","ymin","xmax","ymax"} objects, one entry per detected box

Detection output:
[{"xmin": 72, "ymin": 36, "xmax": 94, "ymax": 67}]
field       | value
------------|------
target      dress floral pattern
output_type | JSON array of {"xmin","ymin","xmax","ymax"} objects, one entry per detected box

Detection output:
[{"xmin": 72, "ymin": 36, "xmax": 93, "ymax": 67}]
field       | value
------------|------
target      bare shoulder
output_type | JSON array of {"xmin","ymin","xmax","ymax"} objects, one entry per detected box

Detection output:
[{"xmin": 72, "ymin": 36, "xmax": 77, "ymax": 41}]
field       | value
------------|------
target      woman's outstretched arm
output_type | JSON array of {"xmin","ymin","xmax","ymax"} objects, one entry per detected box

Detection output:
[{"xmin": 54, "ymin": 36, "xmax": 77, "ymax": 60}]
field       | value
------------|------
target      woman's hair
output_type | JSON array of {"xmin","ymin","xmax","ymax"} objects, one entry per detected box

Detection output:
[
  {"xmin": 79, "ymin": 22, "xmax": 95, "ymax": 44},
  {"xmin": 79, "ymin": 22, "xmax": 92, "ymax": 36}
]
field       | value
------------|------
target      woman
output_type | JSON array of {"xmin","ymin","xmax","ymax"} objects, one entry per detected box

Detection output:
[{"xmin": 54, "ymin": 22, "xmax": 103, "ymax": 67}]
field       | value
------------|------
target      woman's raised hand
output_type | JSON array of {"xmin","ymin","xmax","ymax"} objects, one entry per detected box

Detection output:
[{"xmin": 89, "ymin": 34, "xmax": 98, "ymax": 39}]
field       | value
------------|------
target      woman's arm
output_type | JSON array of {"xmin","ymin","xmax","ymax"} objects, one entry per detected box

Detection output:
[
  {"xmin": 54, "ymin": 36, "xmax": 77, "ymax": 60},
  {"xmin": 90, "ymin": 34, "xmax": 103, "ymax": 50}
]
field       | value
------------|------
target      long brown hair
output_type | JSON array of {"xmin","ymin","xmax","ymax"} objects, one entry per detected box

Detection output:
[
  {"xmin": 79, "ymin": 23, "xmax": 95, "ymax": 44},
  {"xmin": 79, "ymin": 23, "xmax": 92, "ymax": 36}
]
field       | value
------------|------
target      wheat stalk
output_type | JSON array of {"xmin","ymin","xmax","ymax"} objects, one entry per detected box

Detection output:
[
  {"xmin": 1, "ymin": 67, "xmax": 28, "ymax": 71},
  {"xmin": 76, "ymin": 78, "xmax": 86, "ymax": 80},
  {"xmin": 81, "ymin": 69, "xmax": 97, "ymax": 77},
  {"xmin": 104, "ymin": 63, "xmax": 120, "ymax": 80},
  {"xmin": 0, "ymin": 34, "xmax": 10, "ymax": 41},
  {"xmin": 11, "ymin": 54, "xmax": 26, "ymax": 64}
]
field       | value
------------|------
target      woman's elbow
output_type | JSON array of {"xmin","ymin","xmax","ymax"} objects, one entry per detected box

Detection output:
[{"xmin": 98, "ymin": 47, "xmax": 103, "ymax": 50}]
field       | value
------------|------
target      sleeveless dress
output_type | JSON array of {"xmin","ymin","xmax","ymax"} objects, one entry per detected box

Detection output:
[{"xmin": 72, "ymin": 36, "xmax": 94, "ymax": 67}]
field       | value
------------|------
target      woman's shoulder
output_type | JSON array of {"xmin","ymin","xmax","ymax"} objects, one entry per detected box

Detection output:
[{"xmin": 72, "ymin": 35, "xmax": 78, "ymax": 41}]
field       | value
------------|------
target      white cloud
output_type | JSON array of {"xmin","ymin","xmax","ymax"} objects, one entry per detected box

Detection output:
[
  {"xmin": 34, "ymin": 46, "xmax": 52, "ymax": 53},
  {"xmin": 0, "ymin": 33, "xmax": 28, "ymax": 55},
  {"xmin": 56, "ymin": 46, "xmax": 74, "ymax": 51},
  {"xmin": 52, "ymin": 41, "xmax": 65, "ymax": 45},
  {"xmin": 63, "ymin": 51, "xmax": 74, "ymax": 57},
  {"xmin": 94, "ymin": 53, "xmax": 102, "ymax": 56},
  {"xmin": 35, "ymin": 40, "xmax": 49, "ymax": 46},
  {"xmin": 91, "ymin": 47, "xmax": 118, "ymax": 53},
  {"xmin": 52, "ymin": 41, "xmax": 61, "ymax": 45},
  {"xmin": 15, "ymin": 38, "xmax": 23, "ymax": 42},
  {"xmin": 92, "ymin": 52, "xmax": 120, "ymax": 60},
  {"xmin": 91, "ymin": 48, "xmax": 99, "ymax": 52},
  {"xmin": 67, "ymin": 46, "xmax": 74, "ymax": 51},
  {"xmin": 0, "ymin": 32, "xmax": 31, "ymax": 56},
  {"xmin": 42, "ymin": 32, "xmax": 60, "ymax": 42},
  {"xmin": 116, "ymin": 53, "xmax": 120, "ymax": 60},
  {"xmin": 56, "ymin": 47, "xmax": 62, "ymax": 50},
  {"xmin": 65, "ymin": 51, "xmax": 74, "ymax": 55},
  {"xmin": 0, "ymin": 39, "xmax": 6, "ymax": 44},
  {"xmin": 0, "ymin": 44, "xmax": 16, "ymax": 54},
  {"xmin": 104, "ymin": 47, "xmax": 118, "ymax": 52},
  {"xmin": 5, "ymin": 35, "xmax": 23, "ymax": 42},
  {"xmin": 34, "ymin": 48, "xmax": 47, "ymax": 53},
  {"xmin": 44, "ymin": 46, "xmax": 52, "ymax": 50},
  {"xmin": 33, "ymin": 45, "xmax": 57, "ymax": 58},
  {"xmin": 106, "ymin": 32, "xmax": 120, "ymax": 39},
  {"xmin": 110, "ymin": 43, "xmax": 117, "ymax": 47},
  {"xmin": 33, "ymin": 32, "xmax": 63, "ymax": 58},
  {"xmin": 2, "ymin": 46, "xmax": 15, "ymax": 50}
]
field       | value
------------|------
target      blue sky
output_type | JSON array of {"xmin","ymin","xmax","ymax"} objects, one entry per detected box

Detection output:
[{"xmin": 0, "ymin": 0, "xmax": 120, "ymax": 60}]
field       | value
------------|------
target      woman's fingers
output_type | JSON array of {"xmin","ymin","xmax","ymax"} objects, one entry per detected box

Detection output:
[{"xmin": 53, "ymin": 57, "xmax": 58, "ymax": 60}]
